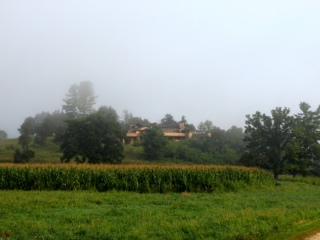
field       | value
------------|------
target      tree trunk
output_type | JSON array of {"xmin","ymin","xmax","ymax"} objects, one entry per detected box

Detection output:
[{"xmin": 273, "ymin": 162, "xmax": 281, "ymax": 180}]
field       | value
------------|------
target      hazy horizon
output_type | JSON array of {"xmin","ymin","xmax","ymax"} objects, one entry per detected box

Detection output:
[{"xmin": 1, "ymin": 1, "xmax": 320, "ymax": 138}]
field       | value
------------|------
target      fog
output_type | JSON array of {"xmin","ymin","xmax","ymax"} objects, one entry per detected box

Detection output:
[{"xmin": 1, "ymin": 1, "xmax": 320, "ymax": 138}]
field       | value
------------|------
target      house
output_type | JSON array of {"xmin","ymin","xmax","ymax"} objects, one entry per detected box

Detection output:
[{"xmin": 126, "ymin": 122, "xmax": 211, "ymax": 143}]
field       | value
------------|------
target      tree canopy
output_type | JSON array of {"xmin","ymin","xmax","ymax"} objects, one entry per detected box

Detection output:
[
  {"xmin": 285, "ymin": 102, "xmax": 320, "ymax": 176},
  {"xmin": 60, "ymin": 110, "xmax": 124, "ymax": 164},
  {"xmin": 160, "ymin": 114, "xmax": 177, "ymax": 125},
  {"xmin": 241, "ymin": 103, "xmax": 320, "ymax": 179}
]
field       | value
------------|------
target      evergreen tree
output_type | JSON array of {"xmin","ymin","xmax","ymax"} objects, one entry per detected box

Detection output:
[{"xmin": 62, "ymin": 81, "xmax": 96, "ymax": 118}]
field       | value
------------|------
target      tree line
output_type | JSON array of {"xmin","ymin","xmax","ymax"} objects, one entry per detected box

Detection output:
[{"xmin": 7, "ymin": 81, "xmax": 320, "ymax": 179}]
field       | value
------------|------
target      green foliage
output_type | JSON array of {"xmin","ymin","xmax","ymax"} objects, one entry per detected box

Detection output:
[
  {"xmin": 143, "ymin": 126, "xmax": 168, "ymax": 160},
  {"xmin": 33, "ymin": 110, "xmax": 67, "ymax": 145},
  {"xmin": 197, "ymin": 119, "xmax": 213, "ymax": 132},
  {"xmin": 60, "ymin": 111, "xmax": 124, "ymax": 164},
  {"xmin": 0, "ymin": 165, "xmax": 272, "ymax": 192},
  {"xmin": 242, "ymin": 103, "xmax": 320, "ymax": 179},
  {"xmin": 241, "ymin": 107, "xmax": 294, "ymax": 179},
  {"xmin": 18, "ymin": 116, "xmax": 35, "ymax": 150},
  {"xmin": 121, "ymin": 110, "xmax": 150, "ymax": 130},
  {"xmin": 124, "ymin": 144, "xmax": 144, "ymax": 159},
  {"xmin": 163, "ymin": 133, "xmax": 244, "ymax": 165},
  {"xmin": 285, "ymin": 102, "xmax": 320, "ymax": 177},
  {"xmin": 13, "ymin": 149, "xmax": 35, "ymax": 163},
  {"xmin": 160, "ymin": 113, "xmax": 177, "ymax": 125}
]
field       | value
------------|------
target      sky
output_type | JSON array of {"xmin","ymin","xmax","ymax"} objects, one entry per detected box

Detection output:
[{"xmin": 1, "ymin": 0, "xmax": 320, "ymax": 138}]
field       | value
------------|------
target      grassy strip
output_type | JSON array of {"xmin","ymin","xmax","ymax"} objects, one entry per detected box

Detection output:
[
  {"xmin": 0, "ymin": 181, "xmax": 320, "ymax": 239},
  {"xmin": 0, "ymin": 164, "xmax": 272, "ymax": 193}
]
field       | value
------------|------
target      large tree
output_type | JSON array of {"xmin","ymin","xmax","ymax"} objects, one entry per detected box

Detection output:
[
  {"xmin": 241, "ymin": 107, "xmax": 294, "ymax": 179},
  {"xmin": 60, "ymin": 111, "xmax": 124, "ymax": 164}
]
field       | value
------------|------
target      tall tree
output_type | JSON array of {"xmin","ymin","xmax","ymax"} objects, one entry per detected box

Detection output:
[
  {"xmin": 240, "ymin": 108, "xmax": 294, "ymax": 179},
  {"xmin": 62, "ymin": 84, "xmax": 79, "ymax": 119},
  {"xmin": 62, "ymin": 81, "xmax": 96, "ymax": 118}
]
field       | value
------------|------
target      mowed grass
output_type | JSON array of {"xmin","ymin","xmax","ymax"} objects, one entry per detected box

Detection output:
[
  {"xmin": 0, "ymin": 181, "xmax": 320, "ymax": 240},
  {"xmin": 0, "ymin": 139, "xmax": 62, "ymax": 163}
]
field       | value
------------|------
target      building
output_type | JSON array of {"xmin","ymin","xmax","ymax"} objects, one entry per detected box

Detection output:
[{"xmin": 126, "ymin": 122, "xmax": 211, "ymax": 143}]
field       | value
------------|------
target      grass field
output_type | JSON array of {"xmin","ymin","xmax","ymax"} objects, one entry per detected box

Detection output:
[
  {"xmin": 0, "ymin": 180, "xmax": 320, "ymax": 240},
  {"xmin": 1, "ymin": 139, "xmax": 320, "ymax": 239}
]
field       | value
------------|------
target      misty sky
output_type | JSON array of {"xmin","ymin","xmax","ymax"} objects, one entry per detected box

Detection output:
[{"xmin": 1, "ymin": 1, "xmax": 320, "ymax": 138}]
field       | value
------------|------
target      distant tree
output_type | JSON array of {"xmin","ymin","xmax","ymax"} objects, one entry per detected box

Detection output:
[
  {"xmin": 0, "ymin": 130, "xmax": 8, "ymax": 140},
  {"xmin": 160, "ymin": 114, "xmax": 177, "ymax": 125},
  {"xmin": 225, "ymin": 126, "xmax": 245, "ymax": 155},
  {"xmin": 198, "ymin": 120, "xmax": 213, "ymax": 132},
  {"xmin": 62, "ymin": 84, "xmax": 79, "ymax": 119},
  {"xmin": 34, "ymin": 114, "xmax": 54, "ymax": 145},
  {"xmin": 77, "ymin": 81, "xmax": 96, "ymax": 117},
  {"xmin": 240, "ymin": 107, "xmax": 294, "ymax": 179},
  {"xmin": 18, "ymin": 117, "xmax": 35, "ymax": 150},
  {"xmin": 179, "ymin": 115, "xmax": 196, "ymax": 130},
  {"xmin": 210, "ymin": 127, "xmax": 227, "ymax": 154},
  {"xmin": 51, "ymin": 110, "xmax": 67, "ymax": 142},
  {"xmin": 180, "ymin": 115, "xmax": 187, "ymax": 124},
  {"xmin": 143, "ymin": 126, "xmax": 168, "ymax": 160},
  {"xmin": 31, "ymin": 110, "xmax": 67, "ymax": 145},
  {"xmin": 60, "ymin": 111, "xmax": 124, "ymax": 164},
  {"xmin": 98, "ymin": 106, "xmax": 119, "ymax": 121},
  {"xmin": 33, "ymin": 112, "xmax": 50, "ymax": 131},
  {"xmin": 62, "ymin": 81, "xmax": 96, "ymax": 118},
  {"xmin": 121, "ymin": 110, "xmax": 150, "ymax": 129}
]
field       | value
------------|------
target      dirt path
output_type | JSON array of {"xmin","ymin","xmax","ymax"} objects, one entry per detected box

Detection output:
[{"xmin": 305, "ymin": 233, "xmax": 320, "ymax": 240}]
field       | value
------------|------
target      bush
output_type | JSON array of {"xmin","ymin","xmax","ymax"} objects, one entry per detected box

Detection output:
[{"xmin": 13, "ymin": 149, "xmax": 35, "ymax": 163}]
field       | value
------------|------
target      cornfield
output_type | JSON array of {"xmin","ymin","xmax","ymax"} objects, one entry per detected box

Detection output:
[{"xmin": 0, "ymin": 164, "xmax": 273, "ymax": 193}]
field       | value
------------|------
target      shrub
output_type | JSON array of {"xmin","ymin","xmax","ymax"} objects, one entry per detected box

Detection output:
[{"xmin": 13, "ymin": 149, "xmax": 35, "ymax": 163}]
